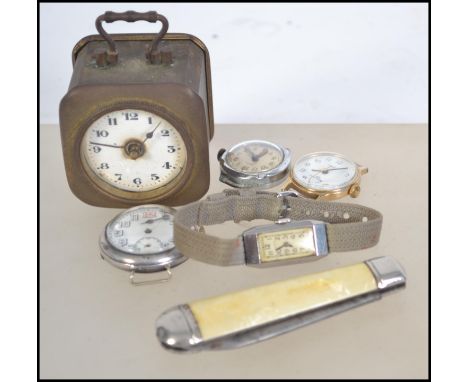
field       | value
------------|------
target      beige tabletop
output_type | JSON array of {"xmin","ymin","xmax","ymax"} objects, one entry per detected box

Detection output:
[{"xmin": 40, "ymin": 124, "xmax": 428, "ymax": 379}]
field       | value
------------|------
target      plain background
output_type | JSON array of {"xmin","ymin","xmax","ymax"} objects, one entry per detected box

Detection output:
[
  {"xmin": 0, "ymin": 0, "xmax": 459, "ymax": 380},
  {"xmin": 40, "ymin": 3, "xmax": 428, "ymax": 124}
]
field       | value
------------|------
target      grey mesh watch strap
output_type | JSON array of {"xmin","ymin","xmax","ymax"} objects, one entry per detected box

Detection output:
[{"xmin": 174, "ymin": 189, "xmax": 383, "ymax": 266}]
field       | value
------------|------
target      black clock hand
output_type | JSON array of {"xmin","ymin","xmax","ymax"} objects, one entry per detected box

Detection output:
[
  {"xmin": 275, "ymin": 242, "xmax": 294, "ymax": 251},
  {"xmin": 141, "ymin": 217, "xmax": 165, "ymax": 225},
  {"xmin": 253, "ymin": 148, "xmax": 268, "ymax": 162},
  {"xmin": 244, "ymin": 147, "xmax": 256, "ymax": 161},
  {"xmin": 143, "ymin": 121, "xmax": 162, "ymax": 143},
  {"xmin": 310, "ymin": 167, "xmax": 348, "ymax": 174},
  {"xmin": 89, "ymin": 142, "xmax": 124, "ymax": 148}
]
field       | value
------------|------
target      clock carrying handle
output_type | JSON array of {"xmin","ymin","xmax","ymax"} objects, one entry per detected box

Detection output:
[{"xmin": 95, "ymin": 10, "xmax": 169, "ymax": 65}]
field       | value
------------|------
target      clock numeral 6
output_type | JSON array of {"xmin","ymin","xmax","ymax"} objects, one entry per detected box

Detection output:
[
  {"xmin": 133, "ymin": 178, "xmax": 142, "ymax": 185},
  {"xmin": 167, "ymin": 145, "xmax": 176, "ymax": 153}
]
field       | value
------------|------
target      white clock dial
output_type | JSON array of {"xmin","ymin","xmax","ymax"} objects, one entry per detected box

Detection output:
[
  {"xmin": 81, "ymin": 109, "xmax": 187, "ymax": 192},
  {"xmin": 293, "ymin": 153, "xmax": 357, "ymax": 190},
  {"xmin": 105, "ymin": 206, "xmax": 174, "ymax": 255},
  {"xmin": 225, "ymin": 140, "xmax": 284, "ymax": 174}
]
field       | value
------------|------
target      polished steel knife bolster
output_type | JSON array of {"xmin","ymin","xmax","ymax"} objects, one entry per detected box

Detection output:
[{"xmin": 155, "ymin": 256, "xmax": 406, "ymax": 352}]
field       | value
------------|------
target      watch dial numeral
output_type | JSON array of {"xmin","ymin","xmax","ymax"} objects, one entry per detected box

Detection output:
[
  {"xmin": 167, "ymin": 145, "xmax": 176, "ymax": 153},
  {"xmin": 151, "ymin": 174, "xmax": 160, "ymax": 181},
  {"xmin": 120, "ymin": 221, "xmax": 131, "ymax": 228},
  {"xmin": 107, "ymin": 118, "xmax": 117, "ymax": 126},
  {"xmin": 133, "ymin": 178, "xmax": 142, "ymax": 185},
  {"xmin": 95, "ymin": 130, "xmax": 109, "ymax": 137},
  {"xmin": 114, "ymin": 173, "xmax": 122, "ymax": 181},
  {"xmin": 92, "ymin": 146, "xmax": 101, "ymax": 153},
  {"xmin": 148, "ymin": 117, "xmax": 152, "ymax": 124},
  {"xmin": 162, "ymin": 162, "xmax": 171, "ymax": 169},
  {"xmin": 161, "ymin": 129, "xmax": 170, "ymax": 136},
  {"xmin": 124, "ymin": 112, "xmax": 139, "ymax": 120},
  {"xmin": 99, "ymin": 163, "xmax": 109, "ymax": 169}
]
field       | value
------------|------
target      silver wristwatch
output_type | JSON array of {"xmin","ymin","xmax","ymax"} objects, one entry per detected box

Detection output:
[{"xmin": 217, "ymin": 140, "xmax": 291, "ymax": 189}]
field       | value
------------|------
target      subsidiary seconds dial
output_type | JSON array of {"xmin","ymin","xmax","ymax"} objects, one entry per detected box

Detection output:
[{"xmin": 81, "ymin": 109, "xmax": 187, "ymax": 192}]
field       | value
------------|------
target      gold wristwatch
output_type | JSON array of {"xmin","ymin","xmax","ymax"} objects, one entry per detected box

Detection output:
[{"xmin": 283, "ymin": 152, "xmax": 368, "ymax": 200}]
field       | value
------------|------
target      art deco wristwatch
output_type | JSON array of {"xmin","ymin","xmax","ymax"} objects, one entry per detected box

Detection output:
[
  {"xmin": 173, "ymin": 189, "xmax": 382, "ymax": 267},
  {"xmin": 156, "ymin": 256, "xmax": 406, "ymax": 352},
  {"xmin": 217, "ymin": 140, "xmax": 291, "ymax": 189},
  {"xmin": 283, "ymin": 152, "xmax": 368, "ymax": 200}
]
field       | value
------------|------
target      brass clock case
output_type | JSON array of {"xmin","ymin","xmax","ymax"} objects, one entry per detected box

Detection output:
[
  {"xmin": 60, "ymin": 85, "xmax": 210, "ymax": 207},
  {"xmin": 59, "ymin": 13, "xmax": 214, "ymax": 208}
]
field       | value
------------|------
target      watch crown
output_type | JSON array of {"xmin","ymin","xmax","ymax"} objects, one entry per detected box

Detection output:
[{"xmin": 349, "ymin": 184, "xmax": 361, "ymax": 198}]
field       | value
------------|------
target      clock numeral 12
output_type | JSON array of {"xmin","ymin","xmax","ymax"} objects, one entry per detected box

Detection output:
[{"xmin": 124, "ymin": 112, "xmax": 138, "ymax": 120}]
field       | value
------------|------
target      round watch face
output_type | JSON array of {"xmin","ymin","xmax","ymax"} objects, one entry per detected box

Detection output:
[
  {"xmin": 225, "ymin": 140, "xmax": 284, "ymax": 174},
  {"xmin": 105, "ymin": 205, "xmax": 175, "ymax": 255},
  {"xmin": 81, "ymin": 109, "xmax": 187, "ymax": 192},
  {"xmin": 292, "ymin": 153, "xmax": 357, "ymax": 190}
]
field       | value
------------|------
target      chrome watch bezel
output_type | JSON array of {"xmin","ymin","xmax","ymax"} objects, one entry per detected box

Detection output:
[
  {"xmin": 218, "ymin": 140, "xmax": 291, "ymax": 189},
  {"xmin": 243, "ymin": 219, "xmax": 329, "ymax": 267}
]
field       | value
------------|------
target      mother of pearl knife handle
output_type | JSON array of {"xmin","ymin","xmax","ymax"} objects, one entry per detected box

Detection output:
[{"xmin": 155, "ymin": 256, "xmax": 406, "ymax": 352}]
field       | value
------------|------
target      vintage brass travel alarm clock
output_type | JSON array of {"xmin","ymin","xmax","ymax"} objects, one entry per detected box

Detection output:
[{"xmin": 59, "ymin": 11, "xmax": 214, "ymax": 207}]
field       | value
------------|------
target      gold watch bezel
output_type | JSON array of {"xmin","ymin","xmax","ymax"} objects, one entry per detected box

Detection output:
[{"xmin": 284, "ymin": 152, "xmax": 368, "ymax": 200}]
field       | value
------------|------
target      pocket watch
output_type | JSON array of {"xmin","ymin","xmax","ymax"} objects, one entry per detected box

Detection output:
[
  {"xmin": 59, "ymin": 10, "xmax": 214, "ymax": 207},
  {"xmin": 217, "ymin": 140, "xmax": 291, "ymax": 189},
  {"xmin": 283, "ymin": 152, "xmax": 368, "ymax": 200},
  {"xmin": 99, "ymin": 205, "xmax": 187, "ymax": 285},
  {"xmin": 156, "ymin": 256, "xmax": 406, "ymax": 351}
]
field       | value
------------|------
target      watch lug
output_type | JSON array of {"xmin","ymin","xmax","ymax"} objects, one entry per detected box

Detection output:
[
  {"xmin": 217, "ymin": 148, "xmax": 226, "ymax": 161},
  {"xmin": 349, "ymin": 183, "xmax": 361, "ymax": 198}
]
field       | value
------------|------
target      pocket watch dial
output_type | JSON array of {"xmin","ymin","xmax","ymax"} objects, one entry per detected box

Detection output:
[
  {"xmin": 105, "ymin": 206, "xmax": 174, "ymax": 255},
  {"xmin": 81, "ymin": 109, "xmax": 187, "ymax": 192},
  {"xmin": 293, "ymin": 153, "xmax": 357, "ymax": 190},
  {"xmin": 257, "ymin": 228, "xmax": 315, "ymax": 263},
  {"xmin": 225, "ymin": 140, "xmax": 283, "ymax": 174}
]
